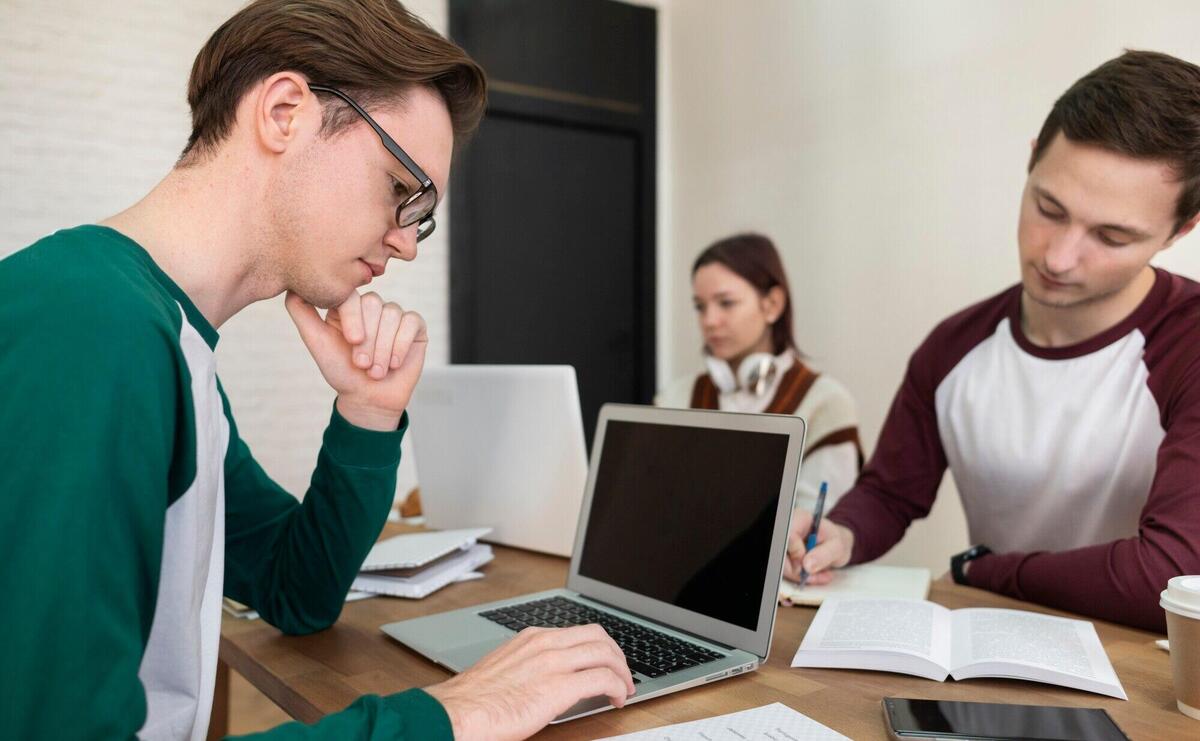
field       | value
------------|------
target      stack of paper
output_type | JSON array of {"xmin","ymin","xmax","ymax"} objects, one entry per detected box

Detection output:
[{"xmin": 352, "ymin": 528, "xmax": 494, "ymax": 599}]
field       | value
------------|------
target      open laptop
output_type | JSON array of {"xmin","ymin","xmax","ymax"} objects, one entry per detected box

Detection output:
[
  {"xmin": 382, "ymin": 403, "xmax": 807, "ymax": 722},
  {"xmin": 407, "ymin": 365, "xmax": 588, "ymax": 557}
]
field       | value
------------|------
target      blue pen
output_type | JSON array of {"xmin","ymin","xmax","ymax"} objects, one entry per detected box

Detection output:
[{"xmin": 797, "ymin": 481, "xmax": 828, "ymax": 588}]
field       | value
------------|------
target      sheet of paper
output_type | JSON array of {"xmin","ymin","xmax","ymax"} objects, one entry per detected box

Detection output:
[
  {"xmin": 780, "ymin": 564, "xmax": 931, "ymax": 605},
  {"xmin": 594, "ymin": 702, "xmax": 849, "ymax": 740}
]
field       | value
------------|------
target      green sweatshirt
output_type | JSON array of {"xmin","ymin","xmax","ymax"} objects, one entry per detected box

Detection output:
[{"xmin": 0, "ymin": 226, "xmax": 452, "ymax": 740}]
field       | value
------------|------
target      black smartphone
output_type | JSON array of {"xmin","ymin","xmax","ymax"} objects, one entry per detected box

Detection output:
[{"xmin": 882, "ymin": 697, "xmax": 1130, "ymax": 741}]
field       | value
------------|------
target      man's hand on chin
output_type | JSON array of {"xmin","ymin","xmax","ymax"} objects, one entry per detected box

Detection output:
[{"xmin": 285, "ymin": 289, "xmax": 427, "ymax": 431}]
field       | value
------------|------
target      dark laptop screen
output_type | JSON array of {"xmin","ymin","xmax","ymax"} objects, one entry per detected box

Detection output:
[{"xmin": 576, "ymin": 419, "xmax": 790, "ymax": 630}]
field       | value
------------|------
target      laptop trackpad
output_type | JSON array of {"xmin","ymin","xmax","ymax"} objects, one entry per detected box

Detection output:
[
  {"xmin": 442, "ymin": 638, "xmax": 506, "ymax": 672},
  {"xmin": 554, "ymin": 694, "xmax": 612, "ymax": 722}
]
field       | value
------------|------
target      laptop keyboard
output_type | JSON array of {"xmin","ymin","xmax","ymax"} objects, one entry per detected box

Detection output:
[{"xmin": 479, "ymin": 596, "xmax": 725, "ymax": 680}]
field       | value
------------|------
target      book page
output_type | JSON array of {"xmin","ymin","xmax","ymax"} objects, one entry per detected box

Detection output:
[
  {"xmin": 950, "ymin": 608, "xmax": 1126, "ymax": 699},
  {"xmin": 792, "ymin": 597, "xmax": 952, "ymax": 678}
]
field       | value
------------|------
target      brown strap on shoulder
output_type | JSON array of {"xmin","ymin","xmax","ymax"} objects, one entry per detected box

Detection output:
[
  {"xmin": 690, "ymin": 374, "xmax": 720, "ymax": 409},
  {"xmin": 807, "ymin": 426, "xmax": 866, "ymax": 471},
  {"xmin": 766, "ymin": 362, "xmax": 818, "ymax": 415}
]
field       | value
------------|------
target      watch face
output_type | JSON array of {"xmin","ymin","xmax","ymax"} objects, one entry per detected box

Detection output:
[
  {"xmin": 962, "ymin": 545, "xmax": 990, "ymax": 560},
  {"xmin": 951, "ymin": 546, "xmax": 987, "ymax": 585}
]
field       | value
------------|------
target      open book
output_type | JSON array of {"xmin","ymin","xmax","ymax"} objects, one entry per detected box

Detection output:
[{"xmin": 791, "ymin": 597, "xmax": 1126, "ymax": 700}]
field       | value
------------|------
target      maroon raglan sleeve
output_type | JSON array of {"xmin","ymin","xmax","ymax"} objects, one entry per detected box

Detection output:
[
  {"xmin": 968, "ymin": 293, "xmax": 1200, "ymax": 633},
  {"xmin": 828, "ymin": 290, "xmax": 1014, "ymax": 563},
  {"xmin": 825, "ymin": 344, "xmax": 948, "ymax": 562}
]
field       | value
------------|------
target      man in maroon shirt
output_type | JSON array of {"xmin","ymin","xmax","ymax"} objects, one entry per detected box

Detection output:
[{"xmin": 786, "ymin": 50, "xmax": 1200, "ymax": 633}]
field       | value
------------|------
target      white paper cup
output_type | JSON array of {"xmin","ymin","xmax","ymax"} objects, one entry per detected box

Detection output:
[{"xmin": 1161, "ymin": 576, "xmax": 1200, "ymax": 720}]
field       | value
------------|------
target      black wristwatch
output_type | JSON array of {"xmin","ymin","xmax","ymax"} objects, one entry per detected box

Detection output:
[{"xmin": 951, "ymin": 544, "xmax": 992, "ymax": 585}]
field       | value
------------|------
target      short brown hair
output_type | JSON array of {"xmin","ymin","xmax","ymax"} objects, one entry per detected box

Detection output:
[
  {"xmin": 181, "ymin": 0, "xmax": 487, "ymax": 160},
  {"xmin": 1029, "ymin": 50, "xmax": 1200, "ymax": 234},
  {"xmin": 693, "ymin": 233, "xmax": 798, "ymax": 356}
]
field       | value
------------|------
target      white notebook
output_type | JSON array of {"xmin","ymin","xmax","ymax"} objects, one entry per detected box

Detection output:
[
  {"xmin": 780, "ymin": 564, "xmax": 931, "ymax": 605},
  {"xmin": 791, "ymin": 597, "xmax": 1126, "ymax": 700},
  {"xmin": 353, "ymin": 544, "xmax": 494, "ymax": 599},
  {"xmin": 359, "ymin": 528, "xmax": 491, "ymax": 571}
]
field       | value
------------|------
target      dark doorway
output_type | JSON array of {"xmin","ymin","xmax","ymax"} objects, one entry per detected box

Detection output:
[{"xmin": 449, "ymin": 0, "xmax": 657, "ymax": 446}]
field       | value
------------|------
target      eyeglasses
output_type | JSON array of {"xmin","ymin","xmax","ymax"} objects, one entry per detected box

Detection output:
[{"xmin": 309, "ymin": 84, "xmax": 438, "ymax": 242}]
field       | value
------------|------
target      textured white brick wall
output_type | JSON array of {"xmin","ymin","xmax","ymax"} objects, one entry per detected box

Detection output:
[{"xmin": 0, "ymin": 0, "xmax": 450, "ymax": 500}]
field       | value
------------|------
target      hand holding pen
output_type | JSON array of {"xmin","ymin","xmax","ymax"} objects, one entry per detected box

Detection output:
[{"xmin": 782, "ymin": 482, "xmax": 856, "ymax": 587}]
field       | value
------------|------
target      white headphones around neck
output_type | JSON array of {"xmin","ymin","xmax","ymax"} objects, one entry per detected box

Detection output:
[{"xmin": 706, "ymin": 352, "xmax": 780, "ymax": 396}]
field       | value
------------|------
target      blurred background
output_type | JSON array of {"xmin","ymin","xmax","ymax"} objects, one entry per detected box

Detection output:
[{"xmin": 6, "ymin": 0, "xmax": 1200, "ymax": 580}]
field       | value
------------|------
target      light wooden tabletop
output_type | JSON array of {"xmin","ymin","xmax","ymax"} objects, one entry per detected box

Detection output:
[{"xmin": 220, "ymin": 524, "xmax": 1190, "ymax": 739}]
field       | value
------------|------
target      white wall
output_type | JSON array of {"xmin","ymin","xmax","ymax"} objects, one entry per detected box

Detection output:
[
  {"xmin": 660, "ymin": 0, "xmax": 1200, "ymax": 572},
  {"xmin": 0, "ymin": 0, "xmax": 449, "ymax": 500}
]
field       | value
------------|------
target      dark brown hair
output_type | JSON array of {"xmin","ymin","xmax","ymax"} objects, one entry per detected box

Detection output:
[
  {"xmin": 181, "ymin": 0, "xmax": 487, "ymax": 161},
  {"xmin": 692, "ymin": 233, "xmax": 797, "ymax": 356},
  {"xmin": 1029, "ymin": 49, "xmax": 1200, "ymax": 234}
]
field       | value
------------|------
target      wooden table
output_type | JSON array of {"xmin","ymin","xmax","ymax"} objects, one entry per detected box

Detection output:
[{"xmin": 220, "ymin": 524, "xmax": 1190, "ymax": 739}]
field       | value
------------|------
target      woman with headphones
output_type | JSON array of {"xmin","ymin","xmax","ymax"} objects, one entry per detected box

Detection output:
[{"xmin": 656, "ymin": 233, "xmax": 862, "ymax": 511}]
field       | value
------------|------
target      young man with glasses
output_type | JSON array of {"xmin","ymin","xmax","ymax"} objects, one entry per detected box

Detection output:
[
  {"xmin": 786, "ymin": 50, "xmax": 1200, "ymax": 634},
  {"xmin": 0, "ymin": 1, "xmax": 633, "ymax": 739}
]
